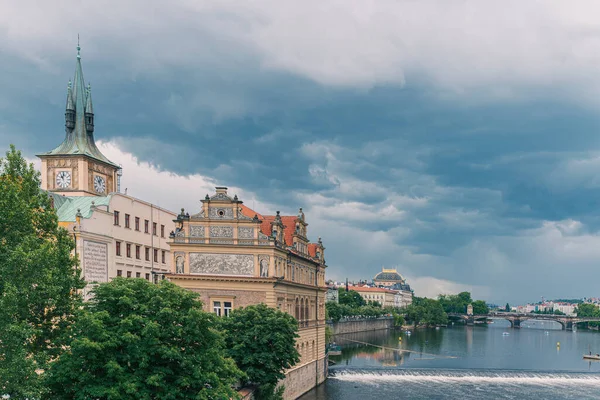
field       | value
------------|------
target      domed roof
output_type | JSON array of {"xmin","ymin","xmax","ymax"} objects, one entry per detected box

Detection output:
[{"xmin": 374, "ymin": 268, "xmax": 404, "ymax": 282}]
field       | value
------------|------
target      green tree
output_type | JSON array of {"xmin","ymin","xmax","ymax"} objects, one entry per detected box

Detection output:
[
  {"xmin": 326, "ymin": 302, "xmax": 343, "ymax": 322},
  {"xmin": 577, "ymin": 303, "xmax": 599, "ymax": 317},
  {"xmin": 0, "ymin": 145, "xmax": 85, "ymax": 399},
  {"xmin": 46, "ymin": 278, "xmax": 242, "ymax": 399},
  {"xmin": 338, "ymin": 288, "xmax": 366, "ymax": 308},
  {"xmin": 220, "ymin": 303, "xmax": 300, "ymax": 399},
  {"xmin": 472, "ymin": 300, "xmax": 489, "ymax": 315},
  {"xmin": 505, "ymin": 303, "xmax": 511, "ymax": 312},
  {"xmin": 405, "ymin": 297, "xmax": 448, "ymax": 327},
  {"xmin": 438, "ymin": 292, "xmax": 473, "ymax": 314}
]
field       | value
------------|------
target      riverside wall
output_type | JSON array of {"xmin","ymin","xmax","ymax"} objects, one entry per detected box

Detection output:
[{"xmin": 327, "ymin": 316, "xmax": 394, "ymax": 335}]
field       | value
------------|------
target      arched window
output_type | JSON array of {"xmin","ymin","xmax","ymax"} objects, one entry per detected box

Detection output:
[
  {"xmin": 305, "ymin": 300, "xmax": 309, "ymax": 323},
  {"xmin": 295, "ymin": 298, "xmax": 300, "ymax": 320}
]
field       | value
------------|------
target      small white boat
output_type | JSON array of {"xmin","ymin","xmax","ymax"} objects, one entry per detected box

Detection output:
[
  {"xmin": 583, "ymin": 354, "xmax": 600, "ymax": 361},
  {"xmin": 405, "ymin": 330, "xmax": 412, "ymax": 335},
  {"xmin": 502, "ymin": 332, "xmax": 510, "ymax": 336}
]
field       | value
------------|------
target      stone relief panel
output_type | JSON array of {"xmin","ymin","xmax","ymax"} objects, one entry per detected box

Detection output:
[
  {"xmin": 189, "ymin": 253, "xmax": 254, "ymax": 276},
  {"xmin": 190, "ymin": 226, "xmax": 205, "ymax": 237},
  {"xmin": 209, "ymin": 225, "xmax": 233, "ymax": 238},
  {"xmin": 259, "ymin": 255, "xmax": 270, "ymax": 277},
  {"xmin": 209, "ymin": 207, "xmax": 234, "ymax": 219},
  {"xmin": 238, "ymin": 227, "xmax": 254, "ymax": 239}
]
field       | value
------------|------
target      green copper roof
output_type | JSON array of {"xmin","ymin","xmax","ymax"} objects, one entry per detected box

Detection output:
[
  {"xmin": 49, "ymin": 192, "xmax": 112, "ymax": 222},
  {"xmin": 38, "ymin": 44, "xmax": 118, "ymax": 168}
]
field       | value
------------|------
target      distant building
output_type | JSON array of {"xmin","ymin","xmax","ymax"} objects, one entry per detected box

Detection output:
[
  {"xmin": 38, "ymin": 44, "xmax": 176, "ymax": 296},
  {"xmin": 373, "ymin": 267, "xmax": 413, "ymax": 307},
  {"xmin": 353, "ymin": 286, "xmax": 396, "ymax": 308},
  {"xmin": 326, "ymin": 287, "xmax": 339, "ymax": 303}
]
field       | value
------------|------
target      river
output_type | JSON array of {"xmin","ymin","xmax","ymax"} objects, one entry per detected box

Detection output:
[{"xmin": 300, "ymin": 320, "xmax": 600, "ymax": 399}]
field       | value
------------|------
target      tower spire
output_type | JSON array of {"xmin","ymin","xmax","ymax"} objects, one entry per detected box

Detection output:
[
  {"xmin": 39, "ymin": 40, "xmax": 118, "ymax": 169},
  {"xmin": 85, "ymin": 83, "xmax": 94, "ymax": 132},
  {"xmin": 65, "ymin": 80, "xmax": 75, "ymax": 129}
]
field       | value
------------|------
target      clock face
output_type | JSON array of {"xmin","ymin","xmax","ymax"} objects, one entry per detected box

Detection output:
[
  {"xmin": 94, "ymin": 175, "xmax": 106, "ymax": 193},
  {"xmin": 55, "ymin": 171, "xmax": 71, "ymax": 188}
]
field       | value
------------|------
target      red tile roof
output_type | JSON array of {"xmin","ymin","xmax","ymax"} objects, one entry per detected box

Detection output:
[
  {"xmin": 239, "ymin": 204, "xmax": 263, "ymax": 219},
  {"xmin": 260, "ymin": 215, "xmax": 275, "ymax": 237},
  {"xmin": 236, "ymin": 204, "xmax": 322, "ymax": 256},
  {"xmin": 280, "ymin": 216, "xmax": 298, "ymax": 246},
  {"xmin": 308, "ymin": 243, "xmax": 318, "ymax": 257}
]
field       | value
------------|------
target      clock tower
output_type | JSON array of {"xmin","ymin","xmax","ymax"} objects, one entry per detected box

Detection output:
[{"xmin": 38, "ymin": 43, "xmax": 120, "ymax": 196}]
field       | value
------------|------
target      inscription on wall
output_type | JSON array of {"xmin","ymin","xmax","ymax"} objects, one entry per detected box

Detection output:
[
  {"xmin": 189, "ymin": 253, "xmax": 254, "ymax": 276},
  {"xmin": 83, "ymin": 241, "xmax": 108, "ymax": 283}
]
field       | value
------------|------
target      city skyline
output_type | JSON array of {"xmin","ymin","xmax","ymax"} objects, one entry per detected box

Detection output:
[{"xmin": 3, "ymin": 1, "xmax": 600, "ymax": 303}]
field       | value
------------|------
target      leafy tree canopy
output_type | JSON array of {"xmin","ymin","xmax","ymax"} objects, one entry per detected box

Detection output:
[
  {"xmin": 338, "ymin": 288, "xmax": 366, "ymax": 308},
  {"xmin": 405, "ymin": 297, "xmax": 448, "ymax": 327},
  {"xmin": 577, "ymin": 303, "xmax": 600, "ymax": 317},
  {"xmin": 220, "ymin": 303, "xmax": 300, "ymax": 398},
  {"xmin": 46, "ymin": 278, "xmax": 242, "ymax": 400},
  {"xmin": 472, "ymin": 300, "xmax": 489, "ymax": 315},
  {"xmin": 0, "ymin": 145, "xmax": 84, "ymax": 399}
]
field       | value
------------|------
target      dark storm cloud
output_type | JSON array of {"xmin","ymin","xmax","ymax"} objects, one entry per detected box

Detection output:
[{"xmin": 4, "ymin": 0, "xmax": 600, "ymax": 303}]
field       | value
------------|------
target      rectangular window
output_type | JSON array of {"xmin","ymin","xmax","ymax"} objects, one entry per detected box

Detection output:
[
  {"xmin": 114, "ymin": 211, "xmax": 120, "ymax": 226},
  {"xmin": 161, "ymin": 250, "xmax": 166, "ymax": 264},
  {"xmin": 153, "ymin": 222, "xmax": 157, "ymax": 236},
  {"xmin": 125, "ymin": 214, "xmax": 130, "ymax": 228},
  {"xmin": 136, "ymin": 272, "xmax": 141, "ymax": 278},
  {"xmin": 224, "ymin": 301, "xmax": 232, "ymax": 317},
  {"xmin": 213, "ymin": 301, "xmax": 222, "ymax": 316},
  {"xmin": 126, "ymin": 271, "xmax": 131, "ymax": 278},
  {"xmin": 161, "ymin": 224, "xmax": 165, "ymax": 238},
  {"xmin": 117, "ymin": 270, "xmax": 122, "ymax": 277},
  {"xmin": 145, "ymin": 273, "xmax": 150, "ymax": 281},
  {"xmin": 135, "ymin": 217, "xmax": 140, "ymax": 231},
  {"xmin": 126, "ymin": 243, "xmax": 131, "ymax": 258},
  {"xmin": 145, "ymin": 247, "xmax": 150, "ymax": 261},
  {"xmin": 116, "ymin": 241, "xmax": 121, "ymax": 256},
  {"xmin": 144, "ymin": 220, "xmax": 149, "ymax": 233},
  {"xmin": 135, "ymin": 245, "xmax": 140, "ymax": 260},
  {"xmin": 153, "ymin": 249, "xmax": 158, "ymax": 263}
]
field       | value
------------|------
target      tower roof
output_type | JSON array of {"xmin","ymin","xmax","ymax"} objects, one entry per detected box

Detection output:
[{"xmin": 38, "ymin": 43, "xmax": 118, "ymax": 168}]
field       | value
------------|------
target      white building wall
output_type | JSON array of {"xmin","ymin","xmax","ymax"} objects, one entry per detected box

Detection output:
[{"xmin": 70, "ymin": 193, "xmax": 176, "ymax": 296}]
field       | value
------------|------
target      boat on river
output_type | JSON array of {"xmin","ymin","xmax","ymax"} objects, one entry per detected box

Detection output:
[
  {"xmin": 328, "ymin": 344, "xmax": 342, "ymax": 356},
  {"xmin": 583, "ymin": 354, "xmax": 600, "ymax": 360}
]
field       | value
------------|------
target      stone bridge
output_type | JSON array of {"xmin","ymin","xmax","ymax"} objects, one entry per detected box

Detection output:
[{"xmin": 447, "ymin": 312, "xmax": 600, "ymax": 330}]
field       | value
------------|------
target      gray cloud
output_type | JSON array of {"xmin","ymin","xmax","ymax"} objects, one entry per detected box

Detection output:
[{"xmin": 3, "ymin": 1, "xmax": 600, "ymax": 304}]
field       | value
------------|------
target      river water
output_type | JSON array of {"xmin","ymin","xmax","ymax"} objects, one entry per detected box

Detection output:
[{"xmin": 300, "ymin": 320, "xmax": 600, "ymax": 399}]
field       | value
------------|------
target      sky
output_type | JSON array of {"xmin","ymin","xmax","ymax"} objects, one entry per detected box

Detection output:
[{"xmin": 2, "ymin": 1, "xmax": 600, "ymax": 304}]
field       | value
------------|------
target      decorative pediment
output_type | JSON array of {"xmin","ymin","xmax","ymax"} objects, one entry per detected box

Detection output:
[{"xmin": 210, "ymin": 192, "xmax": 233, "ymax": 201}]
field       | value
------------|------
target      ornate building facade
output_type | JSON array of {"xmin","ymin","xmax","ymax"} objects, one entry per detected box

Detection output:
[
  {"xmin": 166, "ymin": 187, "xmax": 328, "ymax": 399},
  {"xmin": 38, "ymin": 45, "xmax": 176, "ymax": 294}
]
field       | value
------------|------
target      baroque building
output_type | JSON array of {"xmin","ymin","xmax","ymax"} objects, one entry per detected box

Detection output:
[
  {"xmin": 38, "ymin": 44, "xmax": 176, "ymax": 294},
  {"xmin": 166, "ymin": 187, "xmax": 327, "ymax": 399}
]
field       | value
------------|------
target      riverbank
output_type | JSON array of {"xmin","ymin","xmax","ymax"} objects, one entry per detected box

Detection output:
[{"xmin": 327, "ymin": 316, "xmax": 394, "ymax": 335}]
